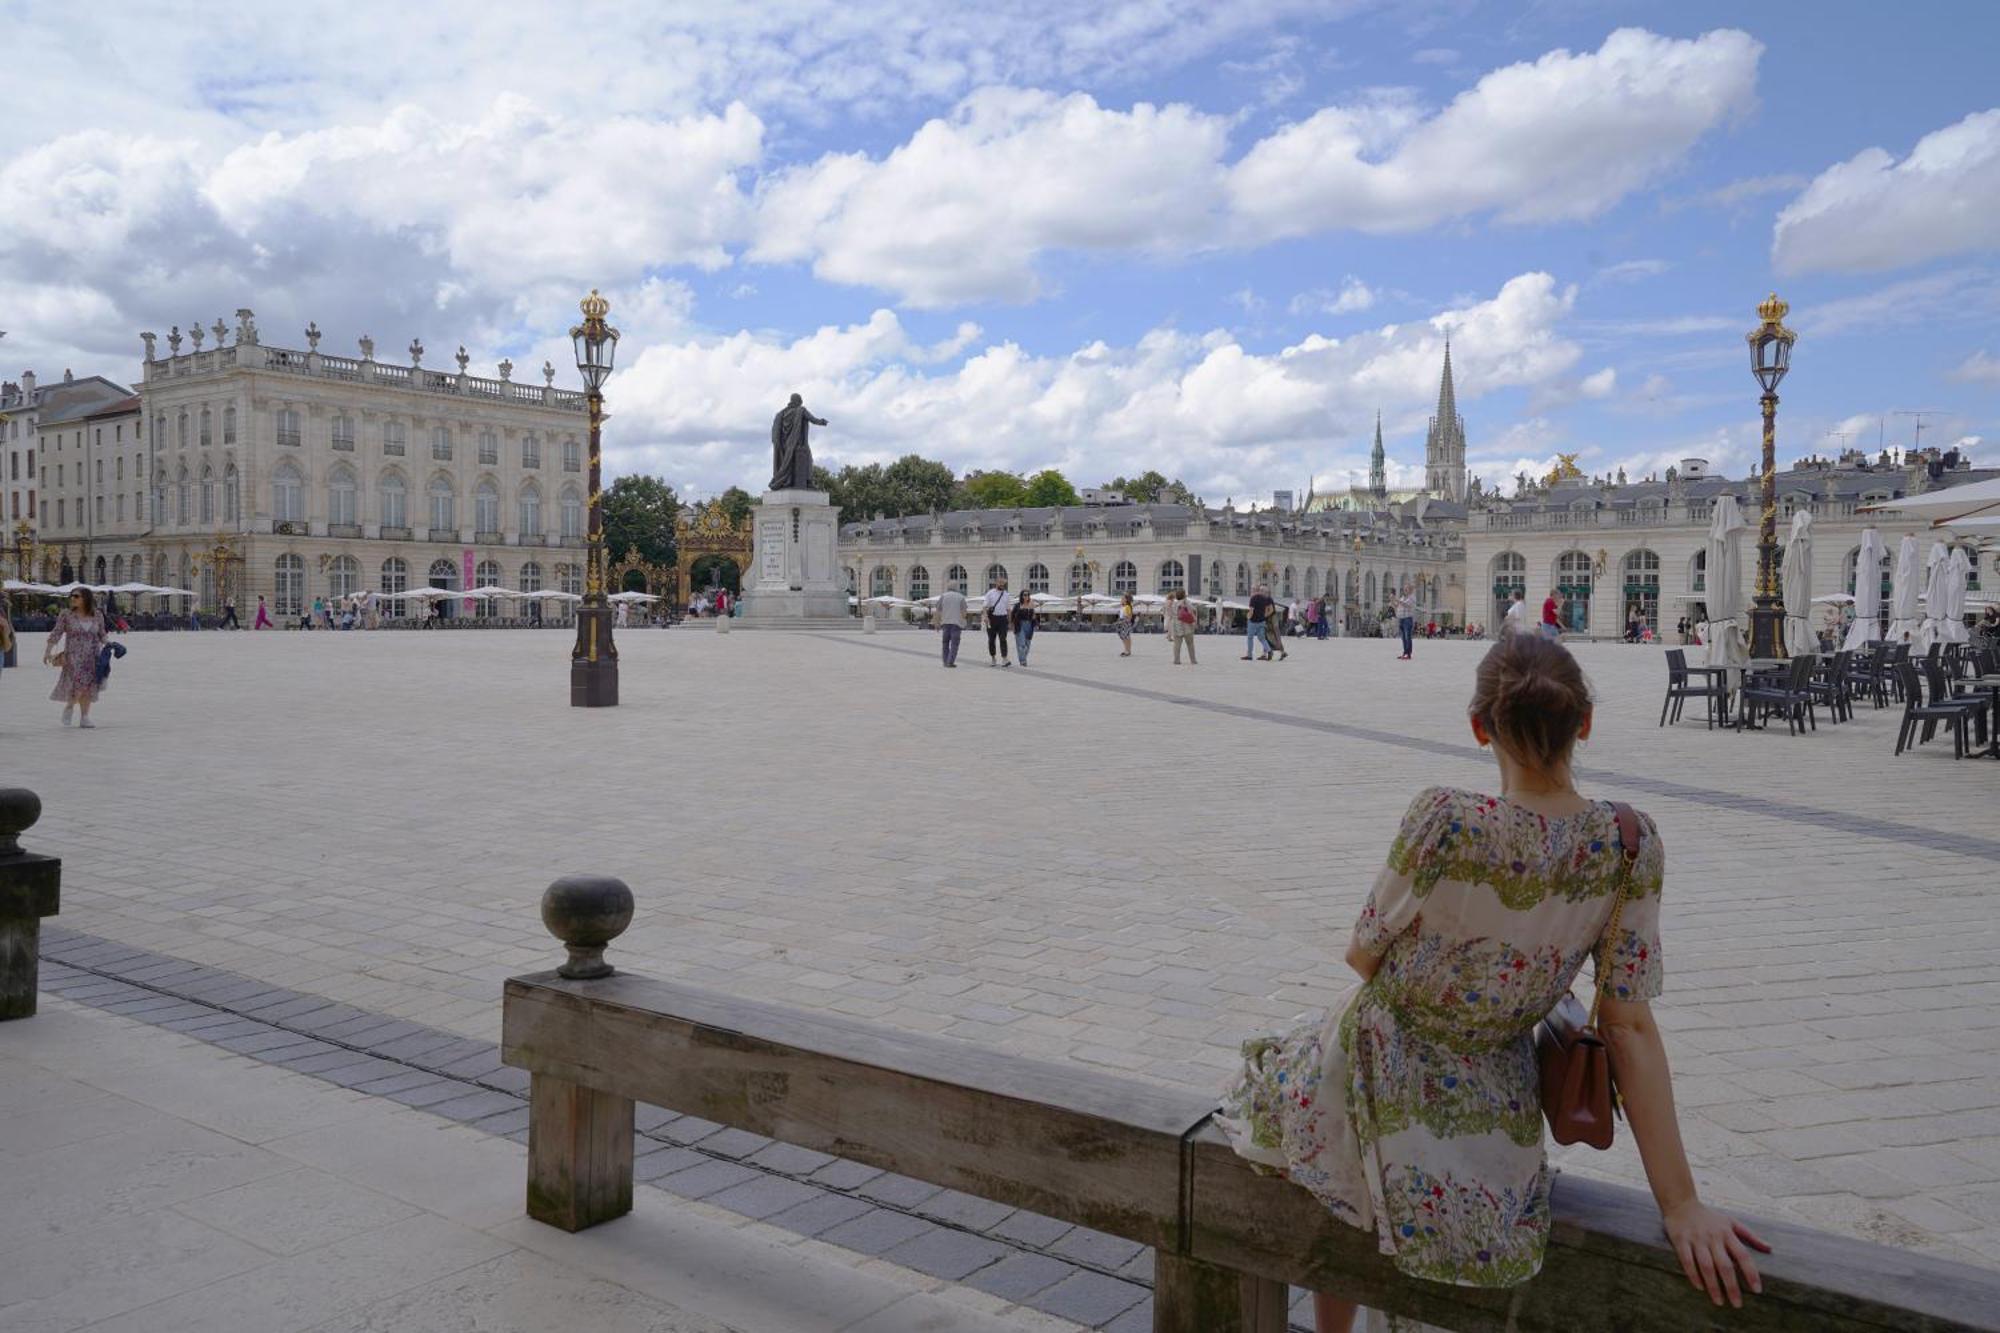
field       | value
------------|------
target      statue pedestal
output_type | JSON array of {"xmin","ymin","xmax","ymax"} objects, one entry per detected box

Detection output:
[{"xmin": 735, "ymin": 490, "xmax": 854, "ymax": 630}]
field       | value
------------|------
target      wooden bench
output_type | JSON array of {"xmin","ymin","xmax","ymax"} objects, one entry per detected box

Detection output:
[{"xmin": 503, "ymin": 883, "xmax": 2000, "ymax": 1333}]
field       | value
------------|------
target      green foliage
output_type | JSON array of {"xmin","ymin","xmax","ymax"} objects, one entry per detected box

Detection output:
[
  {"xmin": 822, "ymin": 454, "xmax": 961, "ymax": 519},
  {"xmin": 601, "ymin": 475, "xmax": 680, "ymax": 566},
  {"xmin": 1020, "ymin": 469, "xmax": 1079, "ymax": 508},
  {"xmin": 717, "ymin": 486, "xmax": 755, "ymax": 527},
  {"xmin": 1103, "ymin": 470, "xmax": 1201, "ymax": 507},
  {"xmin": 955, "ymin": 469, "xmax": 1026, "ymax": 509}
]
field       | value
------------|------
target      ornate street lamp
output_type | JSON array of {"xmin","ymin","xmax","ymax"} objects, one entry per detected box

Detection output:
[
  {"xmin": 1745, "ymin": 293, "xmax": 1798, "ymax": 660},
  {"xmin": 570, "ymin": 289, "xmax": 621, "ymax": 707}
]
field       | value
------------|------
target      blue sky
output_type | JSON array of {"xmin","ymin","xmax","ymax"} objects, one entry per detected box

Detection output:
[{"xmin": 2, "ymin": 1, "xmax": 1996, "ymax": 502}]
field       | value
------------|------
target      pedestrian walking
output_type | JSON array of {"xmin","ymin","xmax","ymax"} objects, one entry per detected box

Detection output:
[
  {"xmin": 1011, "ymin": 591, "xmax": 1038, "ymax": 666},
  {"xmin": 1245, "ymin": 584, "xmax": 1274, "ymax": 660},
  {"xmin": 218, "ymin": 600, "xmax": 240, "ymax": 630},
  {"xmin": 1115, "ymin": 593, "xmax": 1135, "ymax": 656},
  {"xmin": 1166, "ymin": 587, "xmax": 1198, "ymax": 664},
  {"xmin": 1540, "ymin": 591, "xmax": 1563, "ymax": 641},
  {"xmin": 1263, "ymin": 596, "xmax": 1289, "ymax": 660},
  {"xmin": 1218, "ymin": 634, "xmax": 1770, "ymax": 1331},
  {"xmin": 1394, "ymin": 584, "xmax": 1416, "ymax": 660},
  {"xmin": 981, "ymin": 578, "xmax": 1014, "ymax": 667},
  {"xmin": 1501, "ymin": 592, "xmax": 1527, "ymax": 638},
  {"xmin": 935, "ymin": 585, "xmax": 967, "ymax": 668},
  {"xmin": 0, "ymin": 609, "xmax": 14, "ymax": 687},
  {"xmin": 253, "ymin": 595, "xmax": 273, "ymax": 629},
  {"xmin": 45, "ymin": 587, "xmax": 109, "ymax": 729}
]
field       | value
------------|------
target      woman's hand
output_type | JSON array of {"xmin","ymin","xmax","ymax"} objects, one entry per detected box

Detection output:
[{"xmin": 1663, "ymin": 1198, "xmax": 1770, "ymax": 1308}]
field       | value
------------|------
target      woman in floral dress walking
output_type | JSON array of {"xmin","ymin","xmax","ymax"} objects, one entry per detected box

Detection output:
[
  {"xmin": 1219, "ymin": 634, "xmax": 1767, "ymax": 1330},
  {"xmin": 45, "ymin": 587, "xmax": 109, "ymax": 728}
]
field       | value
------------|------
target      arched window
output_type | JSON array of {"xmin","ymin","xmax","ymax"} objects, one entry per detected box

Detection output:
[
  {"xmin": 111, "ymin": 555, "xmax": 125, "ymax": 583},
  {"xmin": 175, "ymin": 464, "xmax": 191, "ymax": 525},
  {"xmin": 474, "ymin": 479, "xmax": 500, "ymax": 535},
  {"xmin": 474, "ymin": 559, "xmax": 503, "ymax": 618},
  {"xmin": 1492, "ymin": 551, "xmax": 1526, "ymax": 624},
  {"xmin": 907, "ymin": 565, "xmax": 930, "ymax": 599},
  {"xmin": 946, "ymin": 564, "xmax": 969, "ymax": 594},
  {"xmin": 199, "ymin": 406, "xmax": 212, "ymax": 448},
  {"xmin": 273, "ymin": 462, "xmax": 304, "ymax": 522},
  {"xmin": 431, "ymin": 426, "xmax": 453, "ymax": 461},
  {"xmin": 428, "ymin": 558, "xmax": 458, "ymax": 588},
  {"xmin": 559, "ymin": 563, "xmax": 582, "ymax": 596},
  {"xmin": 519, "ymin": 561, "xmax": 544, "ymax": 595},
  {"xmin": 223, "ymin": 404, "xmax": 237, "ymax": 445},
  {"xmin": 95, "ymin": 555, "xmax": 107, "ymax": 583},
  {"xmin": 984, "ymin": 563, "xmax": 1009, "ymax": 588},
  {"xmin": 198, "ymin": 464, "xmax": 214, "ymax": 524},
  {"xmin": 1365, "ymin": 572, "xmax": 1376, "ymax": 607},
  {"xmin": 560, "ymin": 486, "xmax": 583, "ymax": 539},
  {"xmin": 518, "ymin": 482, "xmax": 543, "ymax": 537},
  {"xmin": 223, "ymin": 464, "xmax": 239, "ymax": 522},
  {"xmin": 1026, "ymin": 562, "xmax": 1051, "ymax": 594},
  {"xmin": 381, "ymin": 557, "xmax": 409, "ymax": 615},
  {"xmin": 380, "ymin": 472, "xmax": 407, "ymax": 530},
  {"xmin": 1111, "ymin": 561, "xmax": 1138, "ymax": 594},
  {"xmin": 328, "ymin": 464, "xmax": 358, "ymax": 527},
  {"xmin": 1067, "ymin": 561, "xmax": 1093, "ymax": 595},
  {"xmin": 155, "ymin": 413, "xmax": 166, "ymax": 447},
  {"xmin": 1555, "ymin": 550, "xmax": 1593, "ymax": 633},
  {"xmin": 1621, "ymin": 549, "xmax": 1660, "ymax": 630},
  {"xmin": 1304, "ymin": 568, "xmax": 1319, "ymax": 597},
  {"xmin": 478, "ymin": 430, "xmax": 498, "ymax": 465},
  {"xmin": 1157, "ymin": 559, "xmax": 1185, "ymax": 593},
  {"xmin": 428, "ymin": 476, "xmax": 456, "ymax": 533},
  {"xmin": 871, "ymin": 567, "xmax": 894, "ymax": 596},
  {"xmin": 1207, "ymin": 560, "xmax": 1223, "ymax": 599},
  {"xmin": 1235, "ymin": 562, "xmax": 1250, "ymax": 595},
  {"xmin": 328, "ymin": 554, "xmax": 359, "ymax": 600},
  {"xmin": 1282, "ymin": 565, "xmax": 1295, "ymax": 599},
  {"xmin": 273, "ymin": 554, "xmax": 304, "ymax": 615}
]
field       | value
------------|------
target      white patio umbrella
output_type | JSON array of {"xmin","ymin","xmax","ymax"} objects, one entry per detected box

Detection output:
[
  {"xmin": 1938, "ymin": 545, "xmax": 1973, "ymax": 645},
  {"xmin": 1780, "ymin": 508, "xmax": 1814, "ymax": 654},
  {"xmin": 1843, "ymin": 527, "xmax": 1885, "ymax": 651},
  {"xmin": 3, "ymin": 579, "xmax": 59, "ymax": 594},
  {"xmin": 606, "ymin": 591, "xmax": 660, "ymax": 603},
  {"xmin": 1885, "ymin": 533, "xmax": 1924, "ymax": 644},
  {"xmin": 1859, "ymin": 476, "xmax": 2000, "ymax": 527},
  {"xmin": 1917, "ymin": 541, "xmax": 1952, "ymax": 651},
  {"xmin": 462, "ymin": 584, "xmax": 517, "ymax": 599},
  {"xmin": 1704, "ymin": 494, "xmax": 1750, "ymax": 683}
]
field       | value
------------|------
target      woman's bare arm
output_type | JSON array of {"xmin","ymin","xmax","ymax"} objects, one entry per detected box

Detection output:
[
  {"xmin": 1343, "ymin": 941, "xmax": 1380, "ymax": 983},
  {"xmin": 1599, "ymin": 994, "xmax": 1770, "ymax": 1308}
]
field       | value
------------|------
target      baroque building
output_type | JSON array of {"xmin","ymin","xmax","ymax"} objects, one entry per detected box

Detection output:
[
  {"xmin": 838, "ymin": 500, "xmax": 1468, "ymax": 631},
  {"xmin": 1462, "ymin": 449, "xmax": 1997, "ymax": 638},
  {"xmin": 3, "ymin": 369, "xmax": 134, "ymax": 539},
  {"xmin": 68, "ymin": 311, "xmax": 592, "ymax": 618}
]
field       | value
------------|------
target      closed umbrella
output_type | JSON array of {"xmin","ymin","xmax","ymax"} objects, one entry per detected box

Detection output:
[
  {"xmin": 1885, "ymin": 533, "xmax": 1923, "ymax": 645},
  {"xmin": 1940, "ymin": 545, "xmax": 1973, "ymax": 645},
  {"xmin": 1917, "ymin": 541, "xmax": 1952, "ymax": 651},
  {"xmin": 1843, "ymin": 527, "xmax": 1884, "ymax": 651},
  {"xmin": 1780, "ymin": 508, "xmax": 1814, "ymax": 654},
  {"xmin": 1704, "ymin": 495, "xmax": 1749, "ymax": 684}
]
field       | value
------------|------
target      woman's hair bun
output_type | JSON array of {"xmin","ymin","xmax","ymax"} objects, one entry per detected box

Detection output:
[{"xmin": 1469, "ymin": 635, "xmax": 1592, "ymax": 769}]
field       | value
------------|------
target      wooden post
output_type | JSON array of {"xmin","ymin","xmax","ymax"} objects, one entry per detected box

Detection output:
[
  {"xmin": 0, "ymin": 789, "xmax": 61, "ymax": 1022},
  {"xmin": 526, "ymin": 1072, "xmax": 634, "ymax": 1232},
  {"xmin": 1154, "ymin": 1253, "xmax": 1287, "ymax": 1333}
]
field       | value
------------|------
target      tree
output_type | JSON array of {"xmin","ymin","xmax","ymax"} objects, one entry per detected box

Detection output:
[
  {"xmin": 1104, "ymin": 470, "xmax": 1201, "ymax": 507},
  {"xmin": 1020, "ymin": 468, "xmax": 1079, "ymax": 507},
  {"xmin": 602, "ymin": 475, "xmax": 679, "ymax": 566},
  {"xmin": 880, "ymin": 454, "xmax": 956, "ymax": 515},
  {"xmin": 955, "ymin": 469, "xmax": 1026, "ymax": 509},
  {"xmin": 717, "ymin": 486, "xmax": 755, "ymax": 528}
]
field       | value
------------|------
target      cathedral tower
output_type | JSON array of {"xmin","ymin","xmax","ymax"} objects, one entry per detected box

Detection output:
[
  {"xmin": 1425, "ymin": 340, "xmax": 1467, "ymax": 502},
  {"xmin": 1368, "ymin": 411, "xmax": 1387, "ymax": 501}
]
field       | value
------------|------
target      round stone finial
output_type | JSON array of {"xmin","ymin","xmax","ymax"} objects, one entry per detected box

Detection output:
[
  {"xmin": 540, "ymin": 874, "xmax": 634, "ymax": 980},
  {"xmin": 0, "ymin": 788, "xmax": 42, "ymax": 858}
]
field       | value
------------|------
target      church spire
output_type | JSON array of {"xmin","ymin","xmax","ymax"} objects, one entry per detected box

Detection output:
[
  {"xmin": 1369, "ymin": 410, "xmax": 1386, "ymax": 500},
  {"xmin": 1424, "ymin": 337, "xmax": 1467, "ymax": 503},
  {"xmin": 1435, "ymin": 336, "xmax": 1457, "ymax": 429}
]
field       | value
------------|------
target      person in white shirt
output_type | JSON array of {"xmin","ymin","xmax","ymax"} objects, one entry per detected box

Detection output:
[
  {"xmin": 981, "ymin": 578, "xmax": 1015, "ymax": 667},
  {"xmin": 935, "ymin": 587, "xmax": 968, "ymax": 668},
  {"xmin": 1502, "ymin": 592, "xmax": 1527, "ymax": 638}
]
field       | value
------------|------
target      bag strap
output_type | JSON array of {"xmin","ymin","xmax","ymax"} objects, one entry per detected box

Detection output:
[{"xmin": 1587, "ymin": 801, "xmax": 1643, "ymax": 1029}]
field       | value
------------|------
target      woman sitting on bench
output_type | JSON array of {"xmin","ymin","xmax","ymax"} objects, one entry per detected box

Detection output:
[{"xmin": 1218, "ymin": 634, "xmax": 1768, "ymax": 1330}]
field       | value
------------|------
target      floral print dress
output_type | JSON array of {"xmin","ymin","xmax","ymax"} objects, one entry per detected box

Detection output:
[
  {"xmin": 48, "ymin": 610, "xmax": 108, "ymax": 705},
  {"xmin": 1218, "ymin": 785, "xmax": 1664, "ymax": 1295}
]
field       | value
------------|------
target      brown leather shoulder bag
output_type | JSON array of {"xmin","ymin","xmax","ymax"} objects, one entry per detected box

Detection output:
[{"xmin": 1535, "ymin": 801, "xmax": 1641, "ymax": 1151}]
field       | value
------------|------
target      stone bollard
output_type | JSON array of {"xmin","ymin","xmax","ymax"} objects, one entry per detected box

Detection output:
[
  {"xmin": 864, "ymin": 609, "xmax": 878, "ymax": 635},
  {"xmin": 539, "ymin": 874, "xmax": 634, "ymax": 980},
  {"xmin": 0, "ymin": 789, "xmax": 62, "ymax": 1021},
  {"xmin": 716, "ymin": 612, "xmax": 730, "ymax": 634}
]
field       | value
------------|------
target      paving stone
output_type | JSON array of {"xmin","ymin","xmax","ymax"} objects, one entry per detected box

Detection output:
[
  {"xmin": 745, "ymin": 1142, "xmax": 838, "ymax": 1176},
  {"xmin": 469, "ymin": 1106, "xmax": 532, "ymax": 1137},
  {"xmin": 858, "ymin": 1171, "xmax": 944, "ymax": 1210},
  {"xmin": 989, "ymin": 1210, "xmax": 1075, "ymax": 1249},
  {"xmin": 764, "ymin": 1191, "xmax": 876, "ymax": 1238},
  {"xmin": 808, "ymin": 1159, "xmax": 886, "ymax": 1192},
  {"xmin": 705, "ymin": 1175, "xmax": 826, "ymax": 1221},
  {"xmin": 1050, "ymin": 1225, "xmax": 1147, "ymax": 1270},
  {"xmin": 1028, "ymin": 1270, "xmax": 1150, "ymax": 1325},
  {"xmin": 817, "ymin": 1207, "xmax": 938, "ymax": 1257},
  {"xmin": 657, "ymin": 1158, "xmax": 762, "ymax": 1200},
  {"xmin": 425, "ymin": 1089, "xmax": 525, "ymax": 1122},
  {"xmin": 383, "ymin": 1078, "xmax": 476, "ymax": 1108},
  {"xmin": 633, "ymin": 1147, "xmax": 707, "ymax": 1182},
  {"xmin": 913, "ymin": 1188, "xmax": 1016, "ymax": 1232},
  {"xmin": 883, "ymin": 1227, "xmax": 1011, "ymax": 1280},
  {"xmin": 962, "ymin": 1251, "xmax": 1079, "ymax": 1302},
  {"xmin": 694, "ymin": 1126, "xmax": 773, "ymax": 1160}
]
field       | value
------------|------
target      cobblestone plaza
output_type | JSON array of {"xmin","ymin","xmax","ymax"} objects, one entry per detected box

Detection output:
[{"xmin": 9, "ymin": 624, "xmax": 2000, "ymax": 1297}]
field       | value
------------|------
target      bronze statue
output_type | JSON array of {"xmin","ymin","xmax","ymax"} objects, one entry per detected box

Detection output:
[{"xmin": 770, "ymin": 393, "xmax": 827, "ymax": 491}]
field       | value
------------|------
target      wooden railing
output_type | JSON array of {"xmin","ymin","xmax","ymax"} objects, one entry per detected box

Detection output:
[{"xmin": 503, "ymin": 882, "xmax": 2000, "ymax": 1333}]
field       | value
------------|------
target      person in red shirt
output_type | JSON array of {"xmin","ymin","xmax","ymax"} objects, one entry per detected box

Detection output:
[{"xmin": 1541, "ymin": 594, "xmax": 1562, "ymax": 641}]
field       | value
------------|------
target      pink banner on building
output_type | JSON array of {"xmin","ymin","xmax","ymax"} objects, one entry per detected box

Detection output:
[{"xmin": 463, "ymin": 548, "xmax": 475, "ymax": 613}]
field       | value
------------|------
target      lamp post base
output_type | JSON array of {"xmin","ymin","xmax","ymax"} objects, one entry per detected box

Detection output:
[
  {"xmin": 570, "ymin": 604, "xmax": 620, "ymax": 708},
  {"xmin": 1748, "ymin": 598, "xmax": 1787, "ymax": 661}
]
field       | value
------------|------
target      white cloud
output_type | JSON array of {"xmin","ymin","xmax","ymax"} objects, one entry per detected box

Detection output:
[
  {"xmin": 1229, "ymin": 28, "xmax": 1761, "ymax": 239},
  {"xmin": 750, "ymin": 89, "xmax": 1232, "ymax": 306},
  {"xmin": 607, "ymin": 271, "xmax": 1584, "ymax": 496},
  {"xmin": 1291, "ymin": 277, "xmax": 1377, "ymax": 316},
  {"xmin": 1580, "ymin": 367, "xmax": 1617, "ymax": 398},
  {"xmin": 1774, "ymin": 108, "xmax": 2000, "ymax": 274},
  {"xmin": 1593, "ymin": 259, "xmax": 1669, "ymax": 285},
  {"xmin": 1948, "ymin": 351, "xmax": 2000, "ymax": 385}
]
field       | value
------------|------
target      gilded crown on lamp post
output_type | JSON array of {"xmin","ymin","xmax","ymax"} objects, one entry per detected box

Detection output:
[
  {"xmin": 1756, "ymin": 292, "xmax": 1789, "ymax": 325},
  {"xmin": 579, "ymin": 289, "xmax": 611, "ymax": 323}
]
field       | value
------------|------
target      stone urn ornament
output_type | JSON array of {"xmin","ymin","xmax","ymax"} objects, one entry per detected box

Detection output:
[
  {"xmin": 167, "ymin": 326, "xmax": 182, "ymax": 355},
  {"xmin": 409, "ymin": 338, "xmax": 425, "ymax": 367},
  {"xmin": 542, "ymin": 360, "xmax": 556, "ymax": 387},
  {"xmin": 498, "ymin": 358, "xmax": 513, "ymax": 381},
  {"xmin": 212, "ymin": 317, "xmax": 228, "ymax": 346},
  {"xmin": 359, "ymin": 334, "xmax": 375, "ymax": 361},
  {"xmin": 306, "ymin": 322, "xmax": 322, "ymax": 352},
  {"xmin": 190, "ymin": 323, "xmax": 205, "ymax": 350},
  {"xmin": 455, "ymin": 345, "xmax": 470, "ymax": 375}
]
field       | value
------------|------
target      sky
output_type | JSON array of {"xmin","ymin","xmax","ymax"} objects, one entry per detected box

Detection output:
[{"xmin": 2, "ymin": 0, "xmax": 1998, "ymax": 505}]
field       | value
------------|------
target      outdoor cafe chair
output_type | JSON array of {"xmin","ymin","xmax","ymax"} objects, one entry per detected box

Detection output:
[
  {"xmin": 1926, "ymin": 659, "xmax": 1992, "ymax": 748},
  {"xmin": 1806, "ymin": 650, "xmax": 1854, "ymax": 723},
  {"xmin": 1740, "ymin": 654, "xmax": 1819, "ymax": 735},
  {"xmin": 1660, "ymin": 649, "xmax": 1727, "ymax": 729},
  {"xmin": 1895, "ymin": 660, "xmax": 1972, "ymax": 759}
]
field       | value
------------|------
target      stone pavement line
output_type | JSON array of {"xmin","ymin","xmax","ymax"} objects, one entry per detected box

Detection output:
[
  {"xmin": 820, "ymin": 633, "xmax": 2000, "ymax": 863},
  {"xmin": 33, "ymin": 925, "xmax": 1317, "ymax": 1333}
]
